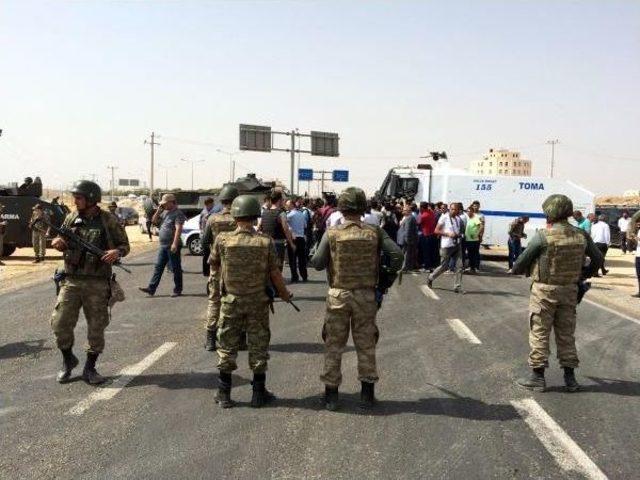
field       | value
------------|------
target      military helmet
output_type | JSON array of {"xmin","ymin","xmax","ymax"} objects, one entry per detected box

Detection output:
[
  {"xmin": 71, "ymin": 180, "xmax": 102, "ymax": 204},
  {"xmin": 218, "ymin": 185, "xmax": 240, "ymax": 203},
  {"xmin": 109, "ymin": 201, "xmax": 118, "ymax": 208},
  {"xmin": 338, "ymin": 187, "xmax": 367, "ymax": 214},
  {"xmin": 231, "ymin": 195, "xmax": 261, "ymax": 219},
  {"xmin": 542, "ymin": 194, "xmax": 573, "ymax": 222}
]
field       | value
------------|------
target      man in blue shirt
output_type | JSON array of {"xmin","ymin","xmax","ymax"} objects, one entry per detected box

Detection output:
[{"xmin": 286, "ymin": 199, "xmax": 308, "ymax": 282}]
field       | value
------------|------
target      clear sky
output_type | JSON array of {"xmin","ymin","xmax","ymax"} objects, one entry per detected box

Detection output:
[{"xmin": 1, "ymin": 0, "xmax": 638, "ymax": 196}]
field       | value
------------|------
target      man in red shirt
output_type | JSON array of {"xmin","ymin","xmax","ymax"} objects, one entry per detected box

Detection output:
[
  {"xmin": 418, "ymin": 202, "xmax": 439, "ymax": 271},
  {"xmin": 418, "ymin": 202, "xmax": 438, "ymax": 271}
]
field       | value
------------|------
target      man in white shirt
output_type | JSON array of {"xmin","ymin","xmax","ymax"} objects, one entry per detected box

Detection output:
[
  {"xmin": 590, "ymin": 214, "xmax": 611, "ymax": 276},
  {"xmin": 362, "ymin": 201, "xmax": 382, "ymax": 226},
  {"xmin": 369, "ymin": 200, "xmax": 384, "ymax": 225},
  {"xmin": 326, "ymin": 209, "xmax": 344, "ymax": 228},
  {"xmin": 427, "ymin": 202, "xmax": 464, "ymax": 293},
  {"xmin": 618, "ymin": 211, "xmax": 631, "ymax": 254}
]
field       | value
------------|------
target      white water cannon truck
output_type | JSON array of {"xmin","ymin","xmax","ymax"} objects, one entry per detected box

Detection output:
[{"xmin": 375, "ymin": 161, "xmax": 594, "ymax": 247}]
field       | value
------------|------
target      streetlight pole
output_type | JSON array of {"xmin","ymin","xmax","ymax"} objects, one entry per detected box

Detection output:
[
  {"xmin": 217, "ymin": 149, "xmax": 242, "ymax": 182},
  {"xmin": 181, "ymin": 158, "xmax": 204, "ymax": 190},
  {"xmin": 158, "ymin": 164, "xmax": 176, "ymax": 190}
]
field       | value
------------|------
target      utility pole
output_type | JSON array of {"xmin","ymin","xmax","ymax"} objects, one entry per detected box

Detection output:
[
  {"xmin": 107, "ymin": 166, "xmax": 118, "ymax": 201},
  {"xmin": 547, "ymin": 139, "xmax": 559, "ymax": 178},
  {"xmin": 181, "ymin": 158, "xmax": 204, "ymax": 190},
  {"xmin": 144, "ymin": 132, "xmax": 160, "ymax": 197}
]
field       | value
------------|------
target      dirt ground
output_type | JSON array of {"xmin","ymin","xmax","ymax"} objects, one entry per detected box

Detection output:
[{"xmin": 0, "ymin": 225, "xmax": 156, "ymax": 295}]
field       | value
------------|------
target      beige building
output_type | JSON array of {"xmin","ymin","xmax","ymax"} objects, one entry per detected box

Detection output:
[{"xmin": 469, "ymin": 149, "xmax": 532, "ymax": 176}]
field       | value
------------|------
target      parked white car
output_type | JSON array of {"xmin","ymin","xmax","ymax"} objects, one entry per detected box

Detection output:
[{"xmin": 181, "ymin": 215, "xmax": 203, "ymax": 255}]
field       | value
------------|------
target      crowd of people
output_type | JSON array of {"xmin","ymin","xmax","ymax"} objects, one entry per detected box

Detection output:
[
  {"xmin": 195, "ymin": 194, "xmax": 640, "ymax": 298},
  {"xmin": 272, "ymin": 193, "xmax": 484, "ymax": 292}
]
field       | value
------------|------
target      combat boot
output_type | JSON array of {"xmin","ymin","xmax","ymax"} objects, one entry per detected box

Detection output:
[
  {"xmin": 56, "ymin": 348, "xmax": 79, "ymax": 384},
  {"xmin": 251, "ymin": 373, "xmax": 275, "ymax": 408},
  {"xmin": 82, "ymin": 352, "xmax": 106, "ymax": 385},
  {"xmin": 204, "ymin": 329, "xmax": 216, "ymax": 351},
  {"xmin": 516, "ymin": 368, "xmax": 546, "ymax": 392},
  {"xmin": 215, "ymin": 372, "xmax": 233, "ymax": 408},
  {"xmin": 563, "ymin": 367, "xmax": 581, "ymax": 393},
  {"xmin": 359, "ymin": 381, "xmax": 376, "ymax": 410},
  {"xmin": 324, "ymin": 385, "xmax": 339, "ymax": 411}
]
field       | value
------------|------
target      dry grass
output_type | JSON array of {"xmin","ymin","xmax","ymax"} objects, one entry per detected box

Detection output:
[{"xmin": 0, "ymin": 225, "xmax": 156, "ymax": 294}]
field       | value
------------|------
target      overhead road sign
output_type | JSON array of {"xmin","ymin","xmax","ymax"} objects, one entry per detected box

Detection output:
[
  {"xmin": 239, "ymin": 124, "xmax": 272, "ymax": 152},
  {"xmin": 118, "ymin": 179, "xmax": 140, "ymax": 187},
  {"xmin": 311, "ymin": 131, "xmax": 339, "ymax": 157},
  {"xmin": 332, "ymin": 170, "xmax": 349, "ymax": 182},
  {"xmin": 239, "ymin": 123, "xmax": 341, "ymax": 195},
  {"xmin": 298, "ymin": 168, "xmax": 313, "ymax": 181}
]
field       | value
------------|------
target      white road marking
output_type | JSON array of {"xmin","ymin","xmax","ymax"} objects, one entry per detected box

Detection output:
[
  {"xmin": 583, "ymin": 299, "xmax": 640, "ymax": 327},
  {"xmin": 446, "ymin": 318, "xmax": 481, "ymax": 344},
  {"xmin": 67, "ymin": 342, "xmax": 177, "ymax": 416},
  {"xmin": 511, "ymin": 398, "xmax": 608, "ymax": 480},
  {"xmin": 420, "ymin": 284, "xmax": 440, "ymax": 300}
]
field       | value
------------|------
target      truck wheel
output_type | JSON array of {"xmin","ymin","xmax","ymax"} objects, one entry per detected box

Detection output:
[
  {"xmin": 2, "ymin": 244, "xmax": 17, "ymax": 257},
  {"xmin": 188, "ymin": 236, "xmax": 203, "ymax": 256}
]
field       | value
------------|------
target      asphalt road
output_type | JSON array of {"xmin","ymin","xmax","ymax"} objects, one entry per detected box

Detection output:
[{"xmin": 1, "ymin": 250, "xmax": 639, "ymax": 479}]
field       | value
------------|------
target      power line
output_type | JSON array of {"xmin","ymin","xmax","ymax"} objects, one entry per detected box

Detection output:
[{"xmin": 157, "ymin": 134, "xmax": 232, "ymax": 150}]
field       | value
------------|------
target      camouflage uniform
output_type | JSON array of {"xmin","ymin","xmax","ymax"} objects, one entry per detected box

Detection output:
[
  {"xmin": 30, "ymin": 209, "xmax": 50, "ymax": 259},
  {"xmin": 210, "ymin": 228, "xmax": 279, "ymax": 374},
  {"xmin": 311, "ymin": 187, "xmax": 402, "ymax": 410},
  {"xmin": 513, "ymin": 194, "xmax": 602, "ymax": 391},
  {"xmin": 201, "ymin": 209, "xmax": 236, "ymax": 332},
  {"xmin": 51, "ymin": 209, "xmax": 130, "ymax": 354}
]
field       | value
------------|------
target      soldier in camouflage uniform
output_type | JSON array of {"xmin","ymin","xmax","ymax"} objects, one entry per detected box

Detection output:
[
  {"xmin": 29, "ymin": 204, "xmax": 50, "ymax": 263},
  {"xmin": 200, "ymin": 185, "xmax": 239, "ymax": 351},
  {"xmin": 512, "ymin": 194, "xmax": 602, "ymax": 392},
  {"xmin": 310, "ymin": 187, "xmax": 403, "ymax": 411},
  {"xmin": 50, "ymin": 181, "xmax": 130, "ymax": 385},
  {"xmin": 210, "ymin": 195, "xmax": 291, "ymax": 408}
]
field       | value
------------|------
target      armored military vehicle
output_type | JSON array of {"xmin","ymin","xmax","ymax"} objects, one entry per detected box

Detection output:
[{"xmin": 0, "ymin": 177, "xmax": 69, "ymax": 257}]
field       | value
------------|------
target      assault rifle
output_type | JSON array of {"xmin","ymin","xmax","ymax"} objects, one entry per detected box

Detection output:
[
  {"xmin": 266, "ymin": 285, "xmax": 301, "ymax": 312},
  {"xmin": 35, "ymin": 217, "xmax": 132, "ymax": 274},
  {"xmin": 375, "ymin": 252, "xmax": 400, "ymax": 309}
]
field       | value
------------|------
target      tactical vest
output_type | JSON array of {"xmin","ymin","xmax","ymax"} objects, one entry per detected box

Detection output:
[
  {"xmin": 328, "ymin": 222, "xmax": 379, "ymax": 290},
  {"xmin": 261, "ymin": 209, "xmax": 285, "ymax": 240},
  {"xmin": 207, "ymin": 211, "xmax": 236, "ymax": 248},
  {"xmin": 532, "ymin": 225, "xmax": 586, "ymax": 285},
  {"xmin": 220, "ymin": 230, "xmax": 270, "ymax": 295},
  {"xmin": 63, "ymin": 210, "xmax": 113, "ymax": 278}
]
